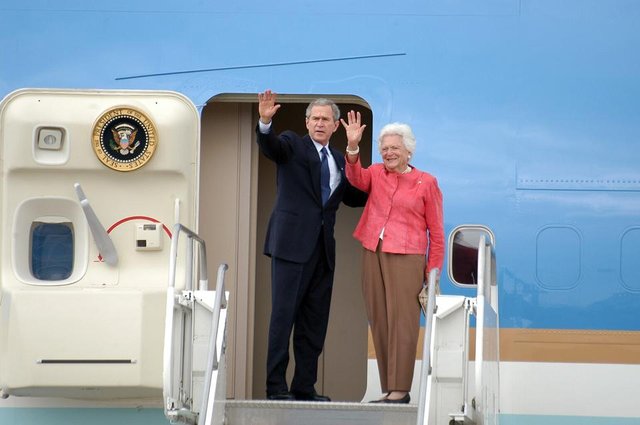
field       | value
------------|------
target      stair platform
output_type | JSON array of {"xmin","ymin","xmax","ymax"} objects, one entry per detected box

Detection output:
[{"xmin": 224, "ymin": 399, "xmax": 417, "ymax": 425}]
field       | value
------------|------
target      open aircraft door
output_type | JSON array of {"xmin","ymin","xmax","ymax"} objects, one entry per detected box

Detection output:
[{"xmin": 0, "ymin": 89, "xmax": 200, "ymax": 399}]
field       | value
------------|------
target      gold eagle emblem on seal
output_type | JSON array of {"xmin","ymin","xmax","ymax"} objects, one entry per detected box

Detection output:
[{"xmin": 92, "ymin": 107, "xmax": 157, "ymax": 171}]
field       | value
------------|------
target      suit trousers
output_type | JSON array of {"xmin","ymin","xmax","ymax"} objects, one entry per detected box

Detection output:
[
  {"xmin": 266, "ymin": 231, "xmax": 334, "ymax": 396},
  {"xmin": 362, "ymin": 243, "xmax": 425, "ymax": 393}
]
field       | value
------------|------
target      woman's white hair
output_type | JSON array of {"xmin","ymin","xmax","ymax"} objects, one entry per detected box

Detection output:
[{"xmin": 377, "ymin": 122, "xmax": 416, "ymax": 155}]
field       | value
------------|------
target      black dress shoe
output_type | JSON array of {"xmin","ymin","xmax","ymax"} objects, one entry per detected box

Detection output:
[
  {"xmin": 267, "ymin": 391, "xmax": 295, "ymax": 401},
  {"xmin": 382, "ymin": 393, "xmax": 410, "ymax": 404},
  {"xmin": 293, "ymin": 391, "xmax": 331, "ymax": 402}
]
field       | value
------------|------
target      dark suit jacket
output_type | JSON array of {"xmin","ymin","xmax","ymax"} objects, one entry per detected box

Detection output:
[{"xmin": 256, "ymin": 127, "xmax": 367, "ymax": 270}]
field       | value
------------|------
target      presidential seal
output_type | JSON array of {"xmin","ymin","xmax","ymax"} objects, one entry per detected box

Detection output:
[{"xmin": 92, "ymin": 107, "xmax": 157, "ymax": 171}]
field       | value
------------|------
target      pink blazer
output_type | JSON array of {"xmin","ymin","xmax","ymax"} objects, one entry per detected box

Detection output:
[{"xmin": 345, "ymin": 159, "xmax": 444, "ymax": 275}]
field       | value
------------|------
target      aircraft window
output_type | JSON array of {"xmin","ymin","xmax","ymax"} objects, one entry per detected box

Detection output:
[
  {"xmin": 448, "ymin": 225, "xmax": 494, "ymax": 286},
  {"xmin": 30, "ymin": 221, "xmax": 74, "ymax": 281}
]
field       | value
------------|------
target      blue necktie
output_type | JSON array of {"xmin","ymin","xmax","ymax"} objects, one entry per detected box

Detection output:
[{"xmin": 320, "ymin": 147, "xmax": 330, "ymax": 205}]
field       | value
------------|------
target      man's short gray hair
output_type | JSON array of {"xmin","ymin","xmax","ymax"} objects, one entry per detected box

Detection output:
[
  {"xmin": 306, "ymin": 98, "xmax": 341, "ymax": 122},
  {"xmin": 378, "ymin": 122, "xmax": 417, "ymax": 155}
]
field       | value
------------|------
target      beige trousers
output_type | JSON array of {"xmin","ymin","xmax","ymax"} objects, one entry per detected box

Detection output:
[{"xmin": 362, "ymin": 244, "xmax": 426, "ymax": 393}]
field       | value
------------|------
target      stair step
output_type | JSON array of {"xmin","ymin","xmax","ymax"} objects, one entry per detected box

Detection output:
[{"xmin": 224, "ymin": 400, "xmax": 417, "ymax": 425}]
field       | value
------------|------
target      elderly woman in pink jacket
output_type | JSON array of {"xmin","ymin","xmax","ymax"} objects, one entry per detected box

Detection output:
[{"xmin": 340, "ymin": 111, "xmax": 444, "ymax": 404}]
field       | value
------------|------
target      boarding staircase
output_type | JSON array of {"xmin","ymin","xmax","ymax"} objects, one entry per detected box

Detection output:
[{"xmin": 164, "ymin": 229, "xmax": 499, "ymax": 425}]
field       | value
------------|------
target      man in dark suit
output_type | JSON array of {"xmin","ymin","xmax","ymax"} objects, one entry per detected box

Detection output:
[{"xmin": 256, "ymin": 90, "xmax": 367, "ymax": 402}]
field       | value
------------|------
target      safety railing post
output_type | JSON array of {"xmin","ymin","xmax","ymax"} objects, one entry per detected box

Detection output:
[{"xmin": 416, "ymin": 268, "xmax": 440, "ymax": 425}]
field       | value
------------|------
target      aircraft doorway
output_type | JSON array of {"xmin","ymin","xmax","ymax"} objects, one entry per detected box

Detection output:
[{"xmin": 198, "ymin": 95, "xmax": 373, "ymax": 401}]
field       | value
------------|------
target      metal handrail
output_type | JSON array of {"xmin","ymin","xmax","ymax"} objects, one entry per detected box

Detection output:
[
  {"xmin": 416, "ymin": 267, "xmax": 440, "ymax": 425},
  {"xmin": 164, "ymin": 223, "xmax": 228, "ymax": 423},
  {"xmin": 197, "ymin": 263, "xmax": 228, "ymax": 425},
  {"xmin": 165, "ymin": 224, "xmax": 208, "ymax": 409},
  {"xmin": 474, "ymin": 235, "xmax": 500, "ymax": 425},
  {"xmin": 168, "ymin": 223, "xmax": 209, "ymax": 291}
]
